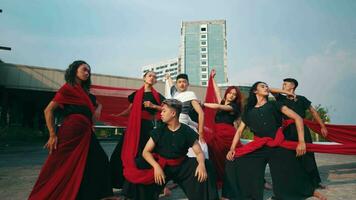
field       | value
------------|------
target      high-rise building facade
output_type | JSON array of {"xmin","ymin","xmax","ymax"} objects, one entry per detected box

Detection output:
[
  {"xmin": 141, "ymin": 58, "xmax": 179, "ymax": 81},
  {"xmin": 179, "ymin": 20, "xmax": 228, "ymax": 86}
]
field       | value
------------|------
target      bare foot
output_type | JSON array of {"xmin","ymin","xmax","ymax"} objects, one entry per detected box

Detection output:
[
  {"xmin": 264, "ymin": 181, "xmax": 273, "ymax": 190},
  {"xmin": 159, "ymin": 187, "xmax": 172, "ymax": 198},
  {"xmin": 163, "ymin": 187, "xmax": 172, "ymax": 196},
  {"xmin": 314, "ymin": 190, "xmax": 327, "ymax": 200},
  {"xmin": 166, "ymin": 183, "xmax": 178, "ymax": 190}
]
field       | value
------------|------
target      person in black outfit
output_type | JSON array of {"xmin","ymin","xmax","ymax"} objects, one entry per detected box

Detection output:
[
  {"xmin": 223, "ymin": 81, "xmax": 326, "ymax": 200},
  {"xmin": 270, "ymin": 78, "xmax": 328, "ymax": 189},
  {"xmin": 109, "ymin": 71, "xmax": 165, "ymax": 199},
  {"xmin": 142, "ymin": 99, "xmax": 219, "ymax": 200}
]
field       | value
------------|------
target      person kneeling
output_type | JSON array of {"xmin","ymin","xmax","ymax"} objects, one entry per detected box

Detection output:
[{"xmin": 142, "ymin": 99, "xmax": 218, "ymax": 200}]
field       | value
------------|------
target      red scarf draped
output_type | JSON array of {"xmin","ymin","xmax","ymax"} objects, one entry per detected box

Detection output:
[
  {"xmin": 203, "ymin": 74, "xmax": 240, "ymax": 187},
  {"xmin": 234, "ymin": 119, "xmax": 356, "ymax": 157},
  {"xmin": 121, "ymin": 86, "xmax": 165, "ymax": 184},
  {"xmin": 54, "ymin": 83, "xmax": 95, "ymax": 113},
  {"xmin": 203, "ymin": 74, "xmax": 219, "ymax": 144},
  {"xmin": 29, "ymin": 83, "xmax": 95, "ymax": 200}
]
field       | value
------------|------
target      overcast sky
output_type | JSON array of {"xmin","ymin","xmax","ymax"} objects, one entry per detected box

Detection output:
[{"xmin": 1, "ymin": 0, "xmax": 356, "ymax": 124}]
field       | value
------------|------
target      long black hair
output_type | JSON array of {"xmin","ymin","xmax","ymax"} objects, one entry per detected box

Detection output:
[
  {"xmin": 245, "ymin": 81, "xmax": 268, "ymax": 112},
  {"xmin": 64, "ymin": 60, "xmax": 91, "ymax": 92}
]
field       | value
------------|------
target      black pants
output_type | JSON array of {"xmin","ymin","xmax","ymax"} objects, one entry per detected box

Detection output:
[
  {"xmin": 77, "ymin": 133, "xmax": 113, "ymax": 200},
  {"xmin": 139, "ymin": 158, "xmax": 219, "ymax": 200},
  {"xmin": 223, "ymin": 147, "xmax": 314, "ymax": 200},
  {"xmin": 109, "ymin": 119, "xmax": 154, "ymax": 199},
  {"xmin": 285, "ymin": 124, "xmax": 322, "ymax": 187}
]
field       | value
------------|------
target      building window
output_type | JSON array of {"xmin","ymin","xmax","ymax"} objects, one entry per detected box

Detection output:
[
  {"xmin": 201, "ymin": 54, "xmax": 207, "ymax": 59},
  {"xmin": 201, "ymin": 47, "xmax": 207, "ymax": 52},
  {"xmin": 201, "ymin": 60, "xmax": 207, "ymax": 65},
  {"xmin": 201, "ymin": 41, "xmax": 207, "ymax": 46},
  {"xmin": 202, "ymin": 74, "xmax": 207, "ymax": 79},
  {"xmin": 201, "ymin": 81, "xmax": 207, "ymax": 86},
  {"xmin": 170, "ymin": 62, "xmax": 177, "ymax": 66},
  {"xmin": 200, "ymin": 34, "xmax": 207, "ymax": 39},
  {"xmin": 200, "ymin": 24, "xmax": 207, "ymax": 33},
  {"xmin": 202, "ymin": 67, "xmax": 207, "ymax": 72}
]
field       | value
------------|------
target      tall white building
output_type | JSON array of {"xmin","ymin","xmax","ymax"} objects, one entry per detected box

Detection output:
[
  {"xmin": 141, "ymin": 58, "xmax": 179, "ymax": 81},
  {"xmin": 179, "ymin": 20, "xmax": 228, "ymax": 86}
]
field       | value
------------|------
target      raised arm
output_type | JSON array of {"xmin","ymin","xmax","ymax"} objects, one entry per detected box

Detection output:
[
  {"xmin": 281, "ymin": 106, "xmax": 306, "ymax": 156},
  {"xmin": 165, "ymin": 73, "xmax": 174, "ymax": 88},
  {"xmin": 210, "ymin": 69, "xmax": 222, "ymax": 103},
  {"xmin": 309, "ymin": 106, "xmax": 328, "ymax": 137},
  {"xmin": 142, "ymin": 138, "xmax": 166, "ymax": 185},
  {"xmin": 269, "ymin": 88, "xmax": 296, "ymax": 99},
  {"xmin": 226, "ymin": 121, "xmax": 246, "ymax": 160},
  {"xmin": 203, "ymin": 103, "xmax": 234, "ymax": 112},
  {"xmin": 43, "ymin": 101, "xmax": 60, "ymax": 154}
]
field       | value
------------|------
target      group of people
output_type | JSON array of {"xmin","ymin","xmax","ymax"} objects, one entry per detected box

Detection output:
[{"xmin": 28, "ymin": 60, "xmax": 330, "ymax": 200}]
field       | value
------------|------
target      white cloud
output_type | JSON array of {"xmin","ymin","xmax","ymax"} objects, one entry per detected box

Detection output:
[{"xmin": 230, "ymin": 44, "xmax": 356, "ymax": 124}]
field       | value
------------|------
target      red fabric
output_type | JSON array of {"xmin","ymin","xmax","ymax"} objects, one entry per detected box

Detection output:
[
  {"xmin": 120, "ymin": 86, "xmax": 163, "ymax": 184},
  {"xmin": 303, "ymin": 120, "xmax": 356, "ymax": 145},
  {"xmin": 154, "ymin": 155, "xmax": 185, "ymax": 169},
  {"xmin": 54, "ymin": 83, "xmax": 95, "ymax": 113},
  {"xmin": 91, "ymin": 85, "xmax": 136, "ymax": 127},
  {"xmin": 203, "ymin": 75, "xmax": 241, "ymax": 186},
  {"xmin": 29, "ymin": 84, "xmax": 94, "ymax": 200},
  {"xmin": 234, "ymin": 119, "xmax": 356, "ymax": 157},
  {"xmin": 141, "ymin": 110, "xmax": 156, "ymax": 120}
]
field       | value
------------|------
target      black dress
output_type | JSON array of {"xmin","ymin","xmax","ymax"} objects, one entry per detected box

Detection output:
[
  {"xmin": 60, "ymin": 94, "xmax": 113, "ymax": 200},
  {"xmin": 215, "ymin": 102, "xmax": 240, "ymax": 125},
  {"xmin": 275, "ymin": 94, "xmax": 322, "ymax": 187},
  {"xmin": 212, "ymin": 102, "xmax": 241, "ymax": 195},
  {"xmin": 223, "ymin": 101, "xmax": 315, "ymax": 200},
  {"xmin": 109, "ymin": 91, "xmax": 165, "ymax": 199},
  {"xmin": 146, "ymin": 124, "xmax": 219, "ymax": 200}
]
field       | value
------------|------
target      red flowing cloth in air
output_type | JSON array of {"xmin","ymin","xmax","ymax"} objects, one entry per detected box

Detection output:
[
  {"xmin": 29, "ymin": 83, "xmax": 95, "ymax": 200},
  {"xmin": 120, "ymin": 86, "xmax": 165, "ymax": 184},
  {"xmin": 203, "ymin": 74, "xmax": 240, "ymax": 185},
  {"xmin": 90, "ymin": 85, "xmax": 136, "ymax": 127},
  {"xmin": 234, "ymin": 119, "xmax": 356, "ymax": 157}
]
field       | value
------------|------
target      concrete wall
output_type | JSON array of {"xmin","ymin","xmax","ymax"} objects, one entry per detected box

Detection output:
[{"xmin": 0, "ymin": 62, "xmax": 211, "ymax": 100}]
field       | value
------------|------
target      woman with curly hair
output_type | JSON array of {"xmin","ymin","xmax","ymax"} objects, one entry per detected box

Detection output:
[{"xmin": 29, "ymin": 60, "xmax": 114, "ymax": 200}]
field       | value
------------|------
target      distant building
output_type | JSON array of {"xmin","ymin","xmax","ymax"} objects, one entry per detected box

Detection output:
[
  {"xmin": 179, "ymin": 20, "xmax": 228, "ymax": 86},
  {"xmin": 141, "ymin": 58, "xmax": 179, "ymax": 81}
]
